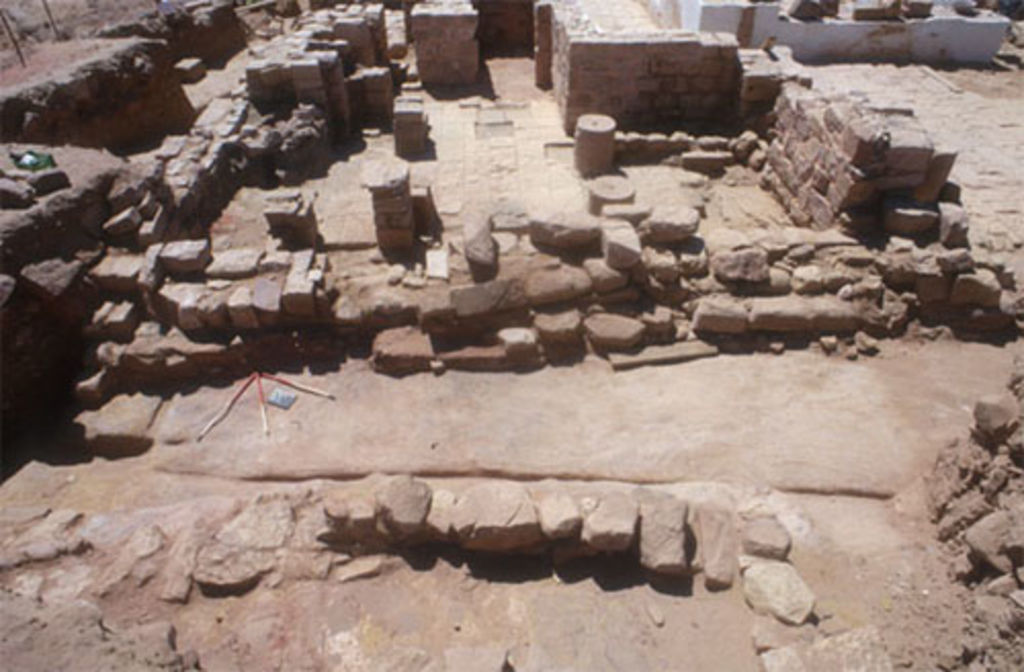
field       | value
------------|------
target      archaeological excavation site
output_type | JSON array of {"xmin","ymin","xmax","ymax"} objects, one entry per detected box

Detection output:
[{"xmin": 2, "ymin": 0, "xmax": 1024, "ymax": 668}]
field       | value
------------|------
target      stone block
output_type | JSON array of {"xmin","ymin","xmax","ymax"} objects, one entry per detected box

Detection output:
[
  {"xmin": 372, "ymin": 326, "xmax": 435, "ymax": 375},
  {"xmin": 580, "ymin": 492, "xmax": 638, "ymax": 552},
  {"xmin": 159, "ymin": 239, "xmax": 212, "ymax": 275}
]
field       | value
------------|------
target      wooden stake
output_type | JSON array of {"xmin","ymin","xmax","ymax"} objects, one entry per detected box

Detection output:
[
  {"xmin": 0, "ymin": 10, "xmax": 26, "ymax": 69},
  {"xmin": 39, "ymin": 0, "xmax": 60, "ymax": 40}
]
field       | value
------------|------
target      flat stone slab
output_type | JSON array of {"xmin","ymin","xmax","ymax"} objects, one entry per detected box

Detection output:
[{"xmin": 608, "ymin": 341, "xmax": 718, "ymax": 371}]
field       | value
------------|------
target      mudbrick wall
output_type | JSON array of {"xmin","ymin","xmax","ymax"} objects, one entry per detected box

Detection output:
[
  {"xmin": 96, "ymin": 0, "xmax": 246, "ymax": 65},
  {"xmin": 0, "ymin": 38, "xmax": 195, "ymax": 153},
  {"xmin": 551, "ymin": 1, "xmax": 740, "ymax": 132}
]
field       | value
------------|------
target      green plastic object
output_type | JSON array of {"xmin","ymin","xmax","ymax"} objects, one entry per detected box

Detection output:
[{"xmin": 11, "ymin": 150, "xmax": 57, "ymax": 172}]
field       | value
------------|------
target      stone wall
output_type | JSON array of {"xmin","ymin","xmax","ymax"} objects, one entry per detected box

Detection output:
[
  {"xmin": 0, "ymin": 39, "xmax": 195, "ymax": 153},
  {"xmin": 97, "ymin": 1, "xmax": 246, "ymax": 65},
  {"xmin": 550, "ymin": 2, "xmax": 740, "ymax": 133},
  {"xmin": 762, "ymin": 83, "xmax": 956, "ymax": 234},
  {"xmin": 475, "ymin": 0, "xmax": 535, "ymax": 54}
]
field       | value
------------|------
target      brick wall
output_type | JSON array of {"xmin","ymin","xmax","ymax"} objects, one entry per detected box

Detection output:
[{"xmin": 551, "ymin": 4, "xmax": 740, "ymax": 133}]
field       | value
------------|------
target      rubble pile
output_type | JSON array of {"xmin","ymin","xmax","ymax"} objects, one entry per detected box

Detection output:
[
  {"xmin": 928, "ymin": 358, "xmax": 1024, "ymax": 670},
  {"xmin": 763, "ymin": 83, "xmax": 961, "ymax": 236}
]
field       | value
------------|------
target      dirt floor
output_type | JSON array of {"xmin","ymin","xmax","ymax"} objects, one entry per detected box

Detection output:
[{"xmin": 3, "ymin": 16, "xmax": 1024, "ymax": 670}]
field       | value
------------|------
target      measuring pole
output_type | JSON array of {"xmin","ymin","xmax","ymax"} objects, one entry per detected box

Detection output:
[
  {"xmin": 0, "ymin": 10, "xmax": 27, "ymax": 68},
  {"xmin": 40, "ymin": 0, "xmax": 61, "ymax": 40}
]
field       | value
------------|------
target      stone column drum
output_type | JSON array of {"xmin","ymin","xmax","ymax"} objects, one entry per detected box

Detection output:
[{"xmin": 574, "ymin": 114, "xmax": 617, "ymax": 177}]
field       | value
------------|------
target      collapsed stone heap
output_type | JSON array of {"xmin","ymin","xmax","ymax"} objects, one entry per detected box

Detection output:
[
  {"xmin": 763, "ymin": 83, "xmax": 962, "ymax": 237},
  {"xmin": 928, "ymin": 359, "xmax": 1024, "ymax": 669}
]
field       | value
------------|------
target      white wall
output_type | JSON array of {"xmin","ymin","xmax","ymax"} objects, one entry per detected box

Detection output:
[{"xmin": 693, "ymin": 3, "xmax": 1009, "ymax": 64}]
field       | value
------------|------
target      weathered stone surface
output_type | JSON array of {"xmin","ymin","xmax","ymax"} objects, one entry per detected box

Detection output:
[
  {"xmin": 450, "ymin": 279, "xmax": 526, "ymax": 317},
  {"xmin": 103, "ymin": 207, "xmax": 142, "ymax": 237},
  {"xmin": 883, "ymin": 199, "xmax": 939, "ymax": 236},
  {"xmin": 742, "ymin": 517, "xmax": 792, "ymax": 560},
  {"xmin": 158, "ymin": 239, "xmax": 212, "ymax": 274},
  {"xmin": 529, "ymin": 211, "xmax": 602, "ymax": 249},
  {"xmin": 973, "ymin": 393, "xmax": 1019, "ymax": 444},
  {"xmin": 372, "ymin": 327, "xmax": 435, "ymax": 376},
  {"xmin": 580, "ymin": 492, "xmax": 638, "ymax": 552},
  {"xmin": 761, "ymin": 626, "xmax": 894, "ymax": 672},
  {"xmin": 19, "ymin": 258, "xmax": 84, "ymax": 300},
  {"xmin": 949, "ymin": 269, "xmax": 1001, "ymax": 308},
  {"xmin": 324, "ymin": 491, "xmax": 378, "ymax": 542},
  {"xmin": 938, "ymin": 202, "xmax": 969, "ymax": 249},
  {"xmin": 192, "ymin": 543, "xmax": 275, "ymax": 594},
  {"xmin": 89, "ymin": 255, "xmax": 143, "ymax": 294},
  {"xmin": 639, "ymin": 206, "xmax": 700, "ymax": 244},
  {"xmin": 426, "ymin": 489, "xmax": 458, "ymax": 539},
  {"xmin": 697, "ymin": 506, "xmax": 738, "ymax": 589},
  {"xmin": 75, "ymin": 393, "xmax": 162, "ymax": 457},
  {"xmin": 601, "ymin": 221, "xmax": 642, "ymax": 270},
  {"xmin": 964, "ymin": 510, "xmax": 1014, "ymax": 574},
  {"xmin": 693, "ymin": 296, "xmax": 749, "ymax": 334},
  {"xmin": 227, "ymin": 286, "xmax": 260, "ymax": 329},
  {"xmin": 749, "ymin": 296, "xmax": 860, "ymax": 333},
  {"xmin": 587, "ymin": 175, "xmax": 636, "ymax": 215},
  {"xmin": 712, "ymin": 247, "xmax": 769, "ymax": 283},
  {"xmin": 537, "ymin": 493, "xmax": 582, "ymax": 540},
  {"xmin": 681, "ymin": 150, "xmax": 733, "ymax": 174},
  {"xmin": 524, "ymin": 264, "xmax": 593, "ymax": 306},
  {"xmin": 206, "ymin": 248, "xmax": 264, "ymax": 279},
  {"xmin": 791, "ymin": 265, "xmax": 824, "ymax": 295},
  {"xmin": 743, "ymin": 561, "xmax": 816, "ymax": 625},
  {"xmin": 638, "ymin": 493, "xmax": 688, "ymax": 576},
  {"xmin": 451, "ymin": 482, "xmax": 543, "ymax": 551},
  {"xmin": 498, "ymin": 327, "xmax": 540, "ymax": 361},
  {"xmin": 464, "ymin": 216, "xmax": 498, "ymax": 271},
  {"xmin": 642, "ymin": 247, "xmax": 679, "ymax": 283},
  {"xmin": 216, "ymin": 497, "xmax": 295, "ymax": 550},
  {"xmin": 583, "ymin": 313, "xmax": 645, "ymax": 351},
  {"xmin": 376, "ymin": 475, "xmax": 432, "ymax": 538},
  {"xmin": 534, "ymin": 310, "xmax": 582, "ymax": 344},
  {"xmin": 0, "ymin": 177, "xmax": 35, "ymax": 208},
  {"xmin": 583, "ymin": 258, "xmax": 629, "ymax": 293},
  {"xmin": 608, "ymin": 341, "xmax": 718, "ymax": 371}
]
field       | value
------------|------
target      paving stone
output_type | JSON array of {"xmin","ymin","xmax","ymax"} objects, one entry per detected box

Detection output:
[{"xmin": 608, "ymin": 341, "xmax": 718, "ymax": 370}]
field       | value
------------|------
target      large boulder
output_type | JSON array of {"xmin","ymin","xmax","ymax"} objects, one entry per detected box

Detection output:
[
  {"xmin": 537, "ymin": 493, "xmax": 583, "ymax": 540},
  {"xmin": 693, "ymin": 296, "xmax": 749, "ymax": 334},
  {"xmin": 580, "ymin": 492, "xmax": 638, "ymax": 552},
  {"xmin": 371, "ymin": 327, "xmax": 435, "ymax": 376},
  {"xmin": 451, "ymin": 482, "xmax": 544, "ymax": 551},
  {"xmin": 583, "ymin": 313, "xmax": 645, "ymax": 351},
  {"xmin": 742, "ymin": 517, "xmax": 792, "ymax": 561},
  {"xmin": 601, "ymin": 220, "xmax": 643, "ymax": 270},
  {"xmin": 743, "ymin": 561, "xmax": 816, "ymax": 625},
  {"xmin": 973, "ymin": 393, "xmax": 1020, "ymax": 444},
  {"xmin": 375, "ymin": 475, "xmax": 432, "ymax": 539},
  {"xmin": 529, "ymin": 211, "xmax": 601, "ymax": 249},
  {"xmin": 638, "ymin": 206, "xmax": 700, "ymax": 244},
  {"xmin": 711, "ymin": 247, "xmax": 770, "ymax": 283},
  {"xmin": 638, "ymin": 493, "xmax": 689, "ymax": 576},
  {"xmin": 524, "ymin": 264, "xmax": 593, "ymax": 306}
]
